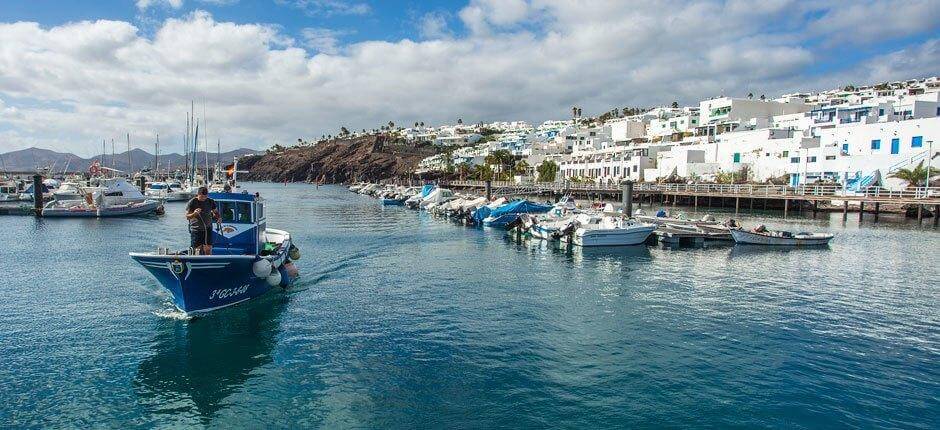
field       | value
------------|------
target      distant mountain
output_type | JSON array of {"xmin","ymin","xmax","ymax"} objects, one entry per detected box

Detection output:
[{"xmin": 0, "ymin": 147, "xmax": 259, "ymax": 173}]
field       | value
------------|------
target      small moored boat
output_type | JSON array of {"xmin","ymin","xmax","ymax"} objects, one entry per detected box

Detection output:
[{"xmin": 730, "ymin": 226, "xmax": 834, "ymax": 246}]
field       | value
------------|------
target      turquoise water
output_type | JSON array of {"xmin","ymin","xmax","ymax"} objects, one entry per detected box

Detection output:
[{"xmin": 1, "ymin": 183, "xmax": 938, "ymax": 428}]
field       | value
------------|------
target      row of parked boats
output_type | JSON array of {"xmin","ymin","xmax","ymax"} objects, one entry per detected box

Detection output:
[
  {"xmin": 349, "ymin": 182, "xmax": 836, "ymax": 247},
  {"xmin": 0, "ymin": 170, "xmax": 246, "ymax": 217}
]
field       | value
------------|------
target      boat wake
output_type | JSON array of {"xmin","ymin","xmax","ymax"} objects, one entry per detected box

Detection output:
[{"xmin": 152, "ymin": 305, "xmax": 193, "ymax": 321}]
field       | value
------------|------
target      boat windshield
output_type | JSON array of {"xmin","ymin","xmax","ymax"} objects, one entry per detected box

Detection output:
[{"xmin": 219, "ymin": 200, "xmax": 253, "ymax": 223}]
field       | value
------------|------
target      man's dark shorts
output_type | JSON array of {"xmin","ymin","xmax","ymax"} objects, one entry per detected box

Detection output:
[{"xmin": 190, "ymin": 229, "xmax": 213, "ymax": 248}]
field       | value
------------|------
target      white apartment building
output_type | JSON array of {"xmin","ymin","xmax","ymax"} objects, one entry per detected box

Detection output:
[
  {"xmin": 606, "ymin": 118, "xmax": 648, "ymax": 142},
  {"xmin": 647, "ymin": 108, "xmax": 700, "ymax": 141},
  {"xmin": 698, "ymin": 97, "xmax": 812, "ymax": 136},
  {"xmin": 559, "ymin": 143, "xmax": 672, "ymax": 183}
]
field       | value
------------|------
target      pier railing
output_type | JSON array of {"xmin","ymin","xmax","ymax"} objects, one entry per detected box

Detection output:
[{"xmin": 445, "ymin": 180, "xmax": 940, "ymax": 201}]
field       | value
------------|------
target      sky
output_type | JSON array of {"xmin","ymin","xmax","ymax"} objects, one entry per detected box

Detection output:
[{"xmin": 0, "ymin": 0, "xmax": 938, "ymax": 157}]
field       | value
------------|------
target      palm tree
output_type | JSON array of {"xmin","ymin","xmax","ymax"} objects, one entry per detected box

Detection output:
[
  {"xmin": 572, "ymin": 106, "xmax": 578, "ymax": 118},
  {"xmin": 457, "ymin": 118, "xmax": 463, "ymax": 125},
  {"xmin": 671, "ymin": 101, "xmax": 679, "ymax": 108},
  {"xmin": 514, "ymin": 160, "xmax": 530, "ymax": 176},
  {"xmin": 388, "ymin": 121, "xmax": 395, "ymax": 129},
  {"xmin": 456, "ymin": 162, "xmax": 472, "ymax": 180},
  {"xmin": 890, "ymin": 161, "xmax": 939, "ymax": 187},
  {"xmin": 536, "ymin": 160, "xmax": 559, "ymax": 182},
  {"xmin": 747, "ymin": 92, "xmax": 753, "ymax": 99}
]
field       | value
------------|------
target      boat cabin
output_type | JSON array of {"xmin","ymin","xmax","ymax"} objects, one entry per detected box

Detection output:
[{"xmin": 209, "ymin": 192, "xmax": 267, "ymax": 256}]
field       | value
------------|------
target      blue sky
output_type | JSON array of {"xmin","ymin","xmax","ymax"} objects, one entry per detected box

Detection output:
[
  {"xmin": 0, "ymin": 0, "xmax": 938, "ymax": 156},
  {"xmin": 0, "ymin": 0, "xmax": 470, "ymax": 46}
]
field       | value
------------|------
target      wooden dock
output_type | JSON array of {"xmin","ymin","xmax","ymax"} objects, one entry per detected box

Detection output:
[{"xmin": 441, "ymin": 180, "xmax": 940, "ymax": 226}]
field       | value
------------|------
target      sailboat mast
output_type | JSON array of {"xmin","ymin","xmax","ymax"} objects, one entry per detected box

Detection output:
[
  {"xmin": 126, "ymin": 133, "xmax": 131, "ymax": 175},
  {"xmin": 155, "ymin": 133, "xmax": 160, "ymax": 176}
]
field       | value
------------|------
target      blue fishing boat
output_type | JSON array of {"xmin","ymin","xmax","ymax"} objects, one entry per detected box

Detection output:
[{"xmin": 129, "ymin": 192, "xmax": 300, "ymax": 314}]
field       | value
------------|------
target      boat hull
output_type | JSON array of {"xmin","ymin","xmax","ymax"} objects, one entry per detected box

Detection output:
[
  {"xmin": 42, "ymin": 200, "xmax": 163, "ymax": 217},
  {"xmin": 571, "ymin": 225, "xmax": 656, "ymax": 247},
  {"xmin": 730, "ymin": 229, "xmax": 833, "ymax": 246},
  {"xmin": 129, "ymin": 253, "xmax": 298, "ymax": 314},
  {"xmin": 381, "ymin": 198, "xmax": 405, "ymax": 206}
]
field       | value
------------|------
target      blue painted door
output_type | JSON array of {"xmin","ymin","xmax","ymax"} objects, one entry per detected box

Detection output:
[{"xmin": 890, "ymin": 138, "xmax": 900, "ymax": 154}]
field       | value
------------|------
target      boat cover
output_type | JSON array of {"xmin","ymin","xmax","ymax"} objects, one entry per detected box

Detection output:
[
  {"xmin": 420, "ymin": 184, "xmax": 435, "ymax": 198},
  {"xmin": 487, "ymin": 200, "xmax": 552, "ymax": 218}
]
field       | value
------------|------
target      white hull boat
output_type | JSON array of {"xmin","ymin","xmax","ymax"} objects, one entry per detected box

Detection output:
[
  {"xmin": 560, "ymin": 214, "xmax": 657, "ymax": 247},
  {"xmin": 42, "ymin": 199, "xmax": 163, "ymax": 217},
  {"xmin": 730, "ymin": 228, "xmax": 833, "ymax": 246}
]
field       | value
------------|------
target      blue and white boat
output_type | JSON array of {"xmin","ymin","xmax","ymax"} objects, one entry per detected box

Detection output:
[
  {"xmin": 480, "ymin": 200, "xmax": 552, "ymax": 228},
  {"xmin": 130, "ymin": 192, "xmax": 300, "ymax": 314}
]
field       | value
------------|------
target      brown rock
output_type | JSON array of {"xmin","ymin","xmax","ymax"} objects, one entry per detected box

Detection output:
[{"xmin": 240, "ymin": 135, "xmax": 440, "ymax": 184}]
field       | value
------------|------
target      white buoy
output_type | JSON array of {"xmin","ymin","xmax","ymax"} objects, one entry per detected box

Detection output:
[
  {"xmin": 252, "ymin": 259, "xmax": 272, "ymax": 278},
  {"xmin": 265, "ymin": 270, "xmax": 282, "ymax": 287}
]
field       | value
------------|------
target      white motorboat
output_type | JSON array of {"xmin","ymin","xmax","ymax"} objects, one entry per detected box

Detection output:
[
  {"xmin": 730, "ymin": 227, "xmax": 834, "ymax": 246},
  {"xmin": 562, "ymin": 214, "xmax": 657, "ymax": 247},
  {"xmin": 94, "ymin": 177, "xmax": 150, "ymax": 206},
  {"xmin": 146, "ymin": 181, "xmax": 191, "ymax": 202}
]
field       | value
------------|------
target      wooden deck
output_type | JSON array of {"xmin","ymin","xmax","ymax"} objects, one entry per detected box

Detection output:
[{"xmin": 438, "ymin": 180, "xmax": 940, "ymax": 225}]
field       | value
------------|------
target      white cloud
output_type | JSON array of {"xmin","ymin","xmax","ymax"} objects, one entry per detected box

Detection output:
[
  {"xmin": 418, "ymin": 12, "xmax": 450, "ymax": 40},
  {"xmin": 136, "ymin": 0, "xmax": 184, "ymax": 11},
  {"xmin": 301, "ymin": 27, "xmax": 348, "ymax": 55},
  {"xmin": 0, "ymin": 1, "xmax": 936, "ymax": 157}
]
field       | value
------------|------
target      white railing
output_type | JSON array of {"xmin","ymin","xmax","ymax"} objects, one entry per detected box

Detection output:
[{"xmin": 443, "ymin": 180, "xmax": 940, "ymax": 200}]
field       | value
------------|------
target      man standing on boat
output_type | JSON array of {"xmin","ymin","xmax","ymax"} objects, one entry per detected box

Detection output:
[{"xmin": 185, "ymin": 186, "xmax": 221, "ymax": 255}]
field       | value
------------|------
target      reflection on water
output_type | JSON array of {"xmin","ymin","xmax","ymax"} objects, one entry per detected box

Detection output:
[{"xmin": 134, "ymin": 294, "xmax": 289, "ymax": 424}]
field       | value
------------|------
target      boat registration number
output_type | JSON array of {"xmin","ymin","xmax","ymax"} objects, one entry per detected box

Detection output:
[{"xmin": 209, "ymin": 285, "xmax": 250, "ymax": 301}]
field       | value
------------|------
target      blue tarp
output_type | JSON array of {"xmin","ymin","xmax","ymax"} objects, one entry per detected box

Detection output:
[
  {"xmin": 472, "ymin": 205, "xmax": 493, "ymax": 224},
  {"xmin": 487, "ymin": 200, "xmax": 552, "ymax": 218},
  {"xmin": 420, "ymin": 185, "xmax": 435, "ymax": 198}
]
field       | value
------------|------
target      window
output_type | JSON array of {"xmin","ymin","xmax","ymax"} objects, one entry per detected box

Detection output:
[
  {"xmin": 912, "ymin": 136, "xmax": 923, "ymax": 148},
  {"xmin": 891, "ymin": 138, "xmax": 900, "ymax": 154},
  {"xmin": 782, "ymin": 151, "xmax": 789, "ymax": 157},
  {"xmin": 879, "ymin": 108, "xmax": 885, "ymax": 116},
  {"xmin": 790, "ymin": 157, "xmax": 800, "ymax": 163},
  {"xmin": 633, "ymin": 165, "xmax": 638, "ymax": 172},
  {"xmin": 236, "ymin": 202, "xmax": 252, "ymax": 223},
  {"xmin": 842, "ymin": 143, "xmax": 849, "ymax": 153},
  {"xmin": 219, "ymin": 201, "xmax": 236, "ymax": 222},
  {"xmin": 808, "ymin": 156, "xmax": 817, "ymax": 162},
  {"xmin": 871, "ymin": 139, "xmax": 880, "ymax": 150},
  {"xmin": 733, "ymin": 152, "xmax": 741, "ymax": 163},
  {"xmin": 256, "ymin": 202, "xmax": 264, "ymax": 220},
  {"xmin": 825, "ymin": 155, "xmax": 836, "ymax": 160},
  {"xmin": 936, "ymin": 107, "xmax": 940, "ymax": 116}
]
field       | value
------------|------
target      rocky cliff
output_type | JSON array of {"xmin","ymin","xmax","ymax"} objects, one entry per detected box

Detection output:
[{"xmin": 240, "ymin": 135, "xmax": 439, "ymax": 183}]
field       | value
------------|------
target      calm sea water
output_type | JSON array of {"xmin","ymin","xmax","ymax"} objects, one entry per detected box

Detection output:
[{"xmin": 1, "ymin": 183, "xmax": 937, "ymax": 428}]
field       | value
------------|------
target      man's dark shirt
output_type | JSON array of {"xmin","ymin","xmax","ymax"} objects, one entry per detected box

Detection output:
[{"xmin": 186, "ymin": 197, "xmax": 217, "ymax": 232}]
